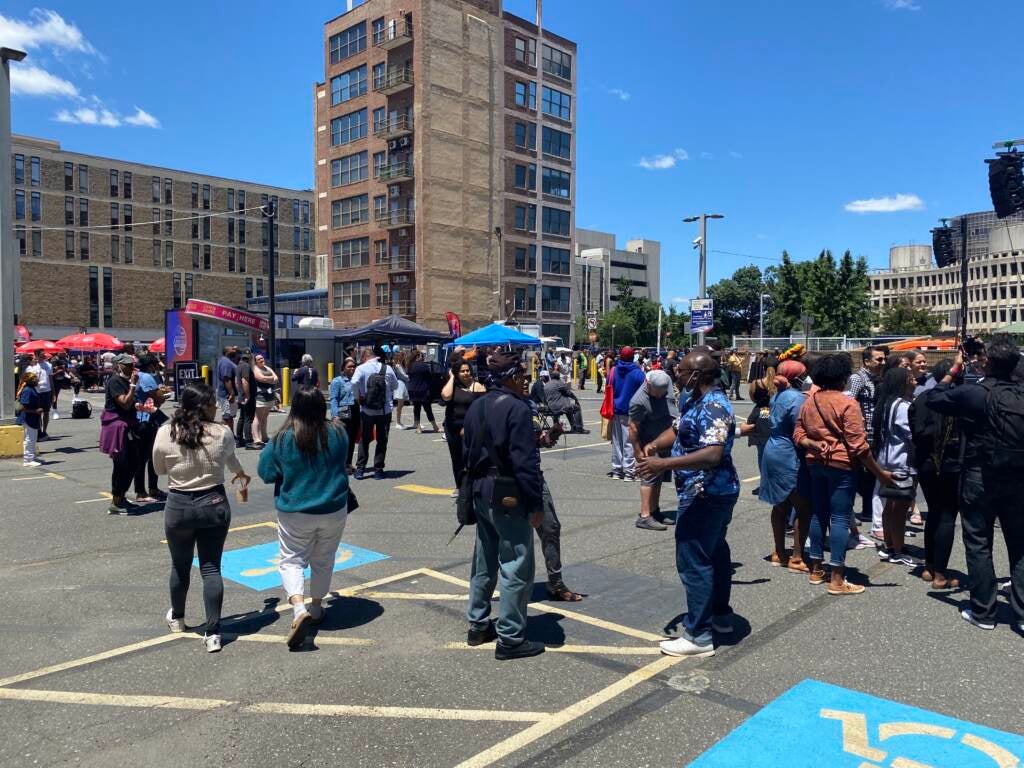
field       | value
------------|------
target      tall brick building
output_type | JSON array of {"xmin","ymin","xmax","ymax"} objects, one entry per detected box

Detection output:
[
  {"xmin": 314, "ymin": 0, "xmax": 577, "ymax": 340},
  {"xmin": 9, "ymin": 135, "xmax": 315, "ymax": 339}
]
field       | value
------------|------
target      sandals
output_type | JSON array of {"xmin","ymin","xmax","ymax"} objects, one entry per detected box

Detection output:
[
  {"xmin": 931, "ymin": 575, "xmax": 960, "ymax": 590},
  {"xmin": 827, "ymin": 580, "xmax": 865, "ymax": 596},
  {"xmin": 768, "ymin": 553, "xmax": 787, "ymax": 567},
  {"xmin": 787, "ymin": 558, "xmax": 810, "ymax": 574},
  {"xmin": 909, "ymin": 513, "xmax": 924, "ymax": 526},
  {"xmin": 546, "ymin": 583, "xmax": 583, "ymax": 602}
]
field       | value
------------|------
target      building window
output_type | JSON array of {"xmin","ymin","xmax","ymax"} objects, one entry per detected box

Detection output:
[
  {"xmin": 65, "ymin": 162, "xmax": 74, "ymax": 191},
  {"xmin": 237, "ymin": 189, "xmax": 245, "ymax": 211},
  {"xmin": 79, "ymin": 198, "xmax": 89, "ymax": 226},
  {"xmin": 228, "ymin": 247, "xmax": 236, "ymax": 273},
  {"xmin": 372, "ymin": 107, "xmax": 386, "ymax": 134},
  {"xmin": 15, "ymin": 227, "xmax": 25, "ymax": 256},
  {"xmin": 514, "ymin": 285, "xmax": 536, "ymax": 312},
  {"xmin": 164, "ymin": 177, "xmax": 173, "ymax": 204},
  {"xmin": 30, "ymin": 156, "xmax": 40, "ymax": 187},
  {"xmin": 152, "ymin": 208, "xmax": 161, "ymax": 235},
  {"xmin": 542, "ymin": 86, "xmax": 571, "ymax": 120},
  {"xmin": 332, "ymin": 237, "xmax": 370, "ymax": 269},
  {"xmin": 375, "ymin": 283, "xmax": 389, "ymax": 308},
  {"xmin": 165, "ymin": 240, "xmax": 173, "ymax": 268},
  {"xmin": 262, "ymin": 248, "xmax": 270, "ymax": 275},
  {"xmin": 302, "ymin": 228, "xmax": 311, "ymax": 251},
  {"xmin": 331, "ymin": 108, "xmax": 368, "ymax": 146},
  {"xmin": 30, "ymin": 191, "xmax": 40, "ymax": 222},
  {"xmin": 124, "ymin": 236, "xmax": 133, "ymax": 264},
  {"xmin": 14, "ymin": 190, "xmax": 25, "ymax": 220},
  {"xmin": 63, "ymin": 196, "xmax": 73, "ymax": 225},
  {"xmin": 239, "ymin": 247, "xmax": 247, "ymax": 273},
  {"xmin": 514, "ymin": 121, "xmax": 536, "ymax": 150},
  {"xmin": 542, "ymin": 126, "xmax": 570, "ymax": 159},
  {"xmin": 541, "ymin": 285, "xmax": 570, "ymax": 313},
  {"xmin": 330, "ymin": 21, "xmax": 366, "ymax": 63},
  {"xmin": 203, "ymin": 244, "xmax": 211, "ymax": 270},
  {"xmin": 542, "ymin": 44, "xmax": 572, "ymax": 79},
  {"xmin": 293, "ymin": 226, "xmax": 300, "ymax": 249},
  {"xmin": 66, "ymin": 231, "xmax": 75, "ymax": 259},
  {"xmin": 514, "ymin": 244, "xmax": 536, "ymax": 271},
  {"xmin": 102, "ymin": 267, "xmax": 112, "ymax": 327},
  {"xmin": 152, "ymin": 176, "xmax": 161, "ymax": 202},
  {"xmin": 302, "ymin": 200, "xmax": 310, "ymax": 224},
  {"xmin": 332, "ymin": 150, "xmax": 368, "ymax": 186},
  {"xmin": 124, "ymin": 204, "xmax": 133, "ymax": 231},
  {"xmin": 255, "ymin": 278, "xmax": 263, "ymax": 297},
  {"xmin": 542, "ymin": 206, "xmax": 570, "ymax": 236},
  {"xmin": 333, "ymin": 279, "xmax": 370, "ymax": 309},
  {"xmin": 79, "ymin": 164, "xmax": 89, "ymax": 193},
  {"xmin": 192, "ymin": 244, "xmax": 200, "ymax": 269},
  {"xmin": 14, "ymin": 154, "xmax": 24, "ymax": 184},
  {"xmin": 228, "ymin": 218, "xmax": 235, "ymax": 243},
  {"xmin": 372, "ymin": 151, "xmax": 386, "ymax": 178},
  {"xmin": 238, "ymin": 219, "xmax": 246, "ymax": 243},
  {"xmin": 331, "ymin": 194, "xmax": 369, "ymax": 228},
  {"xmin": 173, "ymin": 273, "xmax": 182, "ymax": 307},
  {"xmin": 123, "ymin": 171, "xmax": 132, "ymax": 199},
  {"xmin": 293, "ymin": 253, "xmax": 300, "ymax": 278},
  {"xmin": 110, "ymin": 202, "xmax": 119, "ymax": 229},
  {"xmin": 513, "ymin": 203, "xmax": 536, "ymax": 232},
  {"xmin": 542, "ymin": 245, "xmax": 571, "ymax": 275},
  {"xmin": 243, "ymin": 277, "xmax": 252, "ymax": 300},
  {"xmin": 203, "ymin": 215, "xmax": 211, "ymax": 240},
  {"xmin": 110, "ymin": 169, "xmax": 119, "ymax": 197},
  {"xmin": 89, "ymin": 267, "xmax": 99, "ymax": 326},
  {"xmin": 227, "ymin": 188, "xmax": 235, "ymax": 212},
  {"xmin": 373, "ymin": 195, "xmax": 387, "ymax": 220},
  {"xmin": 190, "ymin": 182, "xmax": 199, "ymax": 208},
  {"xmin": 331, "ymin": 64, "xmax": 367, "ymax": 105},
  {"xmin": 164, "ymin": 209, "xmax": 172, "ymax": 236},
  {"xmin": 372, "ymin": 62, "xmax": 386, "ymax": 89},
  {"xmin": 202, "ymin": 184, "xmax": 210, "ymax": 210},
  {"xmin": 191, "ymin": 216, "xmax": 199, "ymax": 239},
  {"xmin": 185, "ymin": 272, "xmax": 193, "ymax": 300},
  {"xmin": 80, "ymin": 232, "xmax": 90, "ymax": 261},
  {"xmin": 514, "ymin": 36, "xmax": 536, "ymax": 66},
  {"xmin": 292, "ymin": 198, "xmax": 300, "ymax": 223},
  {"xmin": 514, "ymin": 163, "xmax": 536, "ymax": 190},
  {"xmin": 31, "ymin": 228, "xmax": 41, "ymax": 258},
  {"xmin": 152, "ymin": 239, "xmax": 161, "ymax": 266},
  {"xmin": 542, "ymin": 167, "xmax": 570, "ymax": 198},
  {"xmin": 111, "ymin": 235, "xmax": 120, "ymax": 263},
  {"xmin": 514, "ymin": 80, "xmax": 536, "ymax": 108}
]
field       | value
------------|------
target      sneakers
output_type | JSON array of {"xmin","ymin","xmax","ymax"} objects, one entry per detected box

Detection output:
[
  {"xmin": 827, "ymin": 581, "xmax": 865, "ymax": 596},
  {"xmin": 22, "ymin": 460, "xmax": 42, "ymax": 468},
  {"xmin": 877, "ymin": 546, "xmax": 891, "ymax": 561},
  {"xmin": 659, "ymin": 635, "xmax": 715, "ymax": 658},
  {"xmin": 888, "ymin": 552, "xmax": 921, "ymax": 568},
  {"xmin": 809, "ymin": 569, "xmax": 827, "ymax": 585},
  {"xmin": 52, "ymin": 411, "xmax": 60, "ymax": 420},
  {"xmin": 135, "ymin": 495, "xmax": 158, "ymax": 504},
  {"xmin": 354, "ymin": 469, "xmax": 365, "ymax": 480},
  {"xmin": 622, "ymin": 474, "xmax": 637, "ymax": 483},
  {"xmin": 854, "ymin": 534, "xmax": 875, "ymax": 550},
  {"xmin": 606, "ymin": 471, "xmax": 624, "ymax": 480},
  {"xmin": 204, "ymin": 634, "xmax": 222, "ymax": 653},
  {"xmin": 165, "ymin": 609, "xmax": 186, "ymax": 633},
  {"xmin": 961, "ymin": 609, "xmax": 995, "ymax": 630},
  {"xmin": 395, "ymin": 423, "xmax": 406, "ymax": 430},
  {"xmin": 494, "ymin": 639, "xmax": 545, "ymax": 660},
  {"xmin": 711, "ymin": 615, "xmax": 734, "ymax": 635},
  {"xmin": 373, "ymin": 470, "xmax": 386, "ymax": 480},
  {"xmin": 651, "ymin": 509, "xmax": 676, "ymax": 526},
  {"xmin": 287, "ymin": 611, "xmax": 313, "ymax": 649},
  {"xmin": 108, "ymin": 502, "xmax": 130, "ymax": 516},
  {"xmin": 466, "ymin": 621, "xmax": 498, "ymax": 647},
  {"xmin": 635, "ymin": 515, "xmax": 667, "ymax": 531}
]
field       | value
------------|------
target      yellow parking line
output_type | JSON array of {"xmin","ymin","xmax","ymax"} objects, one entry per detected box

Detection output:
[
  {"xmin": 0, "ymin": 687, "xmax": 229, "ymax": 711},
  {"xmin": 228, "ymin": 634, "xmax": 374, "ymax": 647},
  {"xmin": 0, "ymin": 634, "xmax": 187, "ymax": 688},
  {"xmin": 541, "ymin": 441, "xmax": 607, "ymax": 455},
  {"xmin": 246, "ymin": 702, "xmax": 550, "ymax": 722},
  {"xmin": 395, "ymin": 484, "xmax": 455, "ymax": 496},
  {"xmin": 742, "ymin": 475, "xmax": 760, "ymax": 483},
  {"xmin": 360, "ymin": 591, "xmax": 466, "ymax": 600},
  {"xmin": 454, "ymin": 654, "xmax": 684, "ymax": 768},
  {"xmin": 446, "ymin": 642, "xmax": 661, "ymax": 655}
]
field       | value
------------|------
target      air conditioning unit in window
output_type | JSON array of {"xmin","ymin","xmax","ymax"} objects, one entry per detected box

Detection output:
[
  {"xmin": 389, "ymin": 184, "xmax": 401, "ymax": 198},
  {"xmin": 398, "ymin": 228, "xmax": 407, "ymax": 237}
]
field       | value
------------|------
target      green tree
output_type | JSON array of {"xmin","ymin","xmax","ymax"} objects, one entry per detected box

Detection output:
[
  {"xmin": 877, "ymin": 298, "xmax": 941, "ymax": 336},
  {"xmin": 615, "ymin": 276, "xmax": 661, "ymax": 346},
  {"xmin": 707, "ymin": 265, "xmax": 765, "ymax": 341},
  {"xmin": 597, "ymin": 308, "xmax": 636, "ymax": 348},
  {"xmin": 763, "ymin": 250, "xmax": 807, "ymax": 335}
]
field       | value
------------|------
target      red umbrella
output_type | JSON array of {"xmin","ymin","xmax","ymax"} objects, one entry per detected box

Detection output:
[
  {"xmin": 14, "ymin": 324, "xmax": 31, "ymax": 343},
  {"xmin": 15, "ymin": 340, "xmax": 63, "ymax": 354},
  {"xmin": 56, "ymin": 332, "xmax": 123, "ymax": 351},
  {"xmin": 149, "ymin": 337, "xmax": 166, "ymax": 353}
]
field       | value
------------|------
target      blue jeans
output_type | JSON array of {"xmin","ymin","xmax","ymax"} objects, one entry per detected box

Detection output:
[
  {"xmin": 675, "ymin": 493, "xmax": 737, "ymax": 646},
  {"xmin": 467, "ymin": 496, "xmax": 535, "ymax": 645},
  {"xmin": 808, "ymin": 464, "xmax": 857, "ymax": 568}
]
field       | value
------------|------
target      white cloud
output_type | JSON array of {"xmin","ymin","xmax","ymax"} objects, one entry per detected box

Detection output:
[
  {"xmin": 9, "ymin": 63, "xmax": 78, "ymax": 97},
  {"xmin": 639, "ymin": 148, "xmax": 689, "ymax": 170},
  {"xmin": 729, "ymin": 150, "xmax": 743, "ymax": 159},
  {"xmin": 844, "ymin": 193, "xmax": 925, "ymax": 213},
  {"xmin": 0, "ymin": 9, "xmax": 96, "ymax": 55},
  {"xmin": 700, "ymin": 151, "xmax": 714, "ymax": 159},
  {"xmin": 882, "ymin": 0, "xmax": 921, "ymax": 10},
  {"xmin": 607, "ymin": 87, "xmax": 630, "ymax": 101},
  {"xmin": 124, "ymin": 106, "xmax": 160, "ymax": 128}
]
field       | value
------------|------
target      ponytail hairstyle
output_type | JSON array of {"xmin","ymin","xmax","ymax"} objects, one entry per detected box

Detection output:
[
  {"xmin": 872, "ymin": 365, "xmax": 915, "ymax": 450},
  {"xmin": 170, "ymin": 381, "xmax": 216, "ymax": 449},
  {"xmin": 275, "ymin": 386, "xmax": 329, "ymax": 458}
]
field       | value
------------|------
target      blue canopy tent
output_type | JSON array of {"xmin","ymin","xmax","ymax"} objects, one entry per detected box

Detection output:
[{"xmin": 446, "ymin": 322, "xmax": 542, "ymax": 348}]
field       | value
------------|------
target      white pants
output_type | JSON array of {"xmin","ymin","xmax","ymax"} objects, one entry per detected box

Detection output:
[
  {"xmin": 871, "ymin": 481, "xmax": 885, "ymax": 532},
  {"xmin": 23, "ymin": 425, "xmax": 37, "ymax": 462},
  {"xmin": 277, "ymin": 509, "xmax": 348, "ymax": 600}
]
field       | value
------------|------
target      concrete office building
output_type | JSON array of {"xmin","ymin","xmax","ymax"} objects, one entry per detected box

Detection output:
[
  {"xmin": 574, "ymin": 228, "xmax": 661, "ymax": 313},
  {"xmin": 9, "ymin": 134, "xmax": 315, "ymax": 340},
  {"xmin": 314, "ymin": 0, "xmax": 577, "ymax": 339},
  {"xmin": 869, "ymin": 215, "xmax": 1024, "ymax": 333}
]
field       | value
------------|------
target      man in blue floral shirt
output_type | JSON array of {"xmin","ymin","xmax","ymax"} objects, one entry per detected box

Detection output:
[{"xmin": 636, "ymin": 349, "xmax": 739, "ymax": 658}]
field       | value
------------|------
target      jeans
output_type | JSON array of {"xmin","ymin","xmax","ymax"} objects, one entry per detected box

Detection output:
[
  {"xmin": 357, "ymin": 412, "xmax": 391, "ymax": 471},
  {"xmin": 334, "ymin": 407, "xmax": 359, "ymax": 468},
  {"xmin": 808, "ymin": 463, "xmax": 857, "ymax": 568},
  {"xmin": 675, "ymin": 493, "xmax": 737, "ymax": 646},
  {"xmin": 235, "ymin": 398, "xmax": 255, "ymax": 444},
  {"xmin": 960, "ymin": 466, "xmax": 1024, "ymax": 624},
  {"xmin": 729, "ymin": 372, "xmax": 741, "ymax": 399},
  {"xmin": 134, "ymin": 422, "xmax": 159, "ymax": 495},
  {"xmin": 277, "ymin": 509, "xmax": 348, "ymax": 600},
  {"xmin": 413, "ymin": 400, "xmax": 435, "ymax": 425},
  {"xmin": 467, "ymin": 495, "xmax": 535, "ymax": 646},
  {"xmin": 536, "ymin": 481, "xmax": 563, "ymax": 584},
  {"xmin": 610, "ymin": 414, "xmax": 635, "ymax": 477},
  {"xmin": 919, "ymin": 469, "xmax": 959, "ymax": 573}
]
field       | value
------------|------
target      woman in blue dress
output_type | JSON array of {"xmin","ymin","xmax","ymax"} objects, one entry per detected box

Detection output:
[{"xmin": 758, "ymin": 360, "xmax": 812, "ymax": 572}]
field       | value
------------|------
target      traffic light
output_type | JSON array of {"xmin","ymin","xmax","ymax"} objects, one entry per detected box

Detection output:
[
  {"xmin": 931, "ymin": 226, "xmax": 956, "ymax": 268},
  {"xmin": 987, "ymin": 151, "xmax": 1024, "ymax": 219}
]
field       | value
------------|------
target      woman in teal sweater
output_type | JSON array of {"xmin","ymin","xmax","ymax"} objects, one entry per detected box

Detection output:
[{"xmin": 258, "ymin": 387, "xmax": 351, "ymax": 649}]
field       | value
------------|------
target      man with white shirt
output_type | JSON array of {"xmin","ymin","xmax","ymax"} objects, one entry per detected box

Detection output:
[
  {"xmin": 27, "ymin": 350, "xmax": 55, "ymax": 438},
  {"xmin": 351, "ymin": 345, "xmax": 399, "ymax": 480}
]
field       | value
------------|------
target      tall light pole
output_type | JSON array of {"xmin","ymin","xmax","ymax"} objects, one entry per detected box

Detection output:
[
  {"xmin": 1, "ymin": 48, "xmax": 27, "ymax": 423},
  {"xmin": 683, "ymin": 213, "xmax": 724, "ymax": 346},
  {"xmin": 759, "ymin": 292, "xmax": 771, "ymax": 351},
  {"xmin": 611, "ymin": 323, "xmax": 616, "ymax": 351}
]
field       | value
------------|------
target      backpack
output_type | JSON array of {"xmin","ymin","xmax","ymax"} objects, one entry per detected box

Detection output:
[
  {"xmin": 363, "ymin": 362, "xmax": 390, "ymax": 410},
  {"xmin": 72, "ymin": 398, "xmax": 92, "ymax": 419},
  {"xmin": 983, "ymin": 379, "xmax": 1024, "ymax": 469}
]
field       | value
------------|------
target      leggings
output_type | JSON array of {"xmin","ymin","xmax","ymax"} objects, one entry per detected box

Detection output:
[
  {"xmin": 134, "ymin": 424, "xmax": 159, "ymax": 495},
  {"xmin": 413, "ymin": 400, "xmax": 435, "ymax": 424},
  {"xmin": 111, "ymin": 436, "xmax": 139, "ymax": 497},
  {"xmin": 166, "ymin": 524, "xmax": 229, "ymax": 635},
  {"xmin": 919, "ymin": 469, "xmax": 959, "ymax": 573}
]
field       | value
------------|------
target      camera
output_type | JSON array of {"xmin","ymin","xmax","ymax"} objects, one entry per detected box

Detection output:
[{"xmin": 962, "ymin": 336, "xmax": 985, "ymax": 357}]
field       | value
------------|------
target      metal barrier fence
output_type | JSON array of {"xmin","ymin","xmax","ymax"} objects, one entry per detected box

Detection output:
[{"xmin": 732, "ymin": 336, "xmax": 913, "ymax": 352}]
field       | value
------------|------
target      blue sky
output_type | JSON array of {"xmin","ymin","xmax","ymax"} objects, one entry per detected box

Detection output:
[{"xmin": 5, "ymin": 0, "xmax": 1021, "ymax": 308}]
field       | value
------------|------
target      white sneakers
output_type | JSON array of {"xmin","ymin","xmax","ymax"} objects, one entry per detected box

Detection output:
[
  {"xmin": 22, "ymin": 460, "xmax": 42, "ymax": 468},
  {"xmin": 165, "ymin": 609, "xmax": 186, "ymax": 633},
  {"xmin": 659, "ymin": 636, "xmax": 715, "ymax": 658},
  {"xmin": 960, "ymin": 609, "xmax": 995, "ymax": 630},
  {"xmin": 204, "ymin": 634, "xmax": 222, "ymax": 653}
]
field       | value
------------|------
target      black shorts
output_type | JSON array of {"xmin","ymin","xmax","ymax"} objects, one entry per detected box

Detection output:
[{"xmin": 37, "ymin": 391, "xmax": 52, "ymax": 411}]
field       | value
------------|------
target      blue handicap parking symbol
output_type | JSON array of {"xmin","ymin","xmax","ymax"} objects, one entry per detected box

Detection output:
[
  {"xmin": 196, "ymin": 540, "xmax": 389, "ymax": 591},
  {"xmin": 689, "ymin": 679, "xmax": 1023, "ymax": 768}
]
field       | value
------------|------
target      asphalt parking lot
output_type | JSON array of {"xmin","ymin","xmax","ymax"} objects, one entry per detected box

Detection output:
[{"xmin": 0, "ymin": 389, "xmax": 1021, "ymax": 768}]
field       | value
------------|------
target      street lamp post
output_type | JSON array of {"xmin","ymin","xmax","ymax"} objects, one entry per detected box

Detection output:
[
  {"xmin": 683, "ymin": 213, "xmax": 724, "ymax": 346},
  {"xmin": 759, "ymin": 292, "xmax": 772, "ymax": 351},
  {"xmin": 261, "ymin": 201, "xmax": 278, "ymax": 367},
  {"xmin": 0, "ymin": 48, "xmax": 27, "ymax": 423},
  {"xmin": 611, "ymin": 323, "xmax": 616, "ymax": 351}
]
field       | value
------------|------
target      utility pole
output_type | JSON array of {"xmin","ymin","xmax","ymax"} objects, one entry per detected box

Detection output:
[
  {"xmin": 759, "ymin": 292, "xmax": 771, "ymax": 351},
  {"xmin": 263, "ymin": 201, "xmax": 278, "ymax": 367},
  {"xmin": 0, "ymin": 48, "xmax": 26, "ymax": 423},
  {"xmin": 683, "ymin": 213, "xmax": 724, "ymax": 346}
]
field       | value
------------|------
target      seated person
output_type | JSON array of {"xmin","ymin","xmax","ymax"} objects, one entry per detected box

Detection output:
[
  {"xmin": 543, "ymin": 370, "xmax": 589, "ymax": 434},
  {"xmin": 530, "ymin": 369, "xmax": 549, "ymax": 408}
]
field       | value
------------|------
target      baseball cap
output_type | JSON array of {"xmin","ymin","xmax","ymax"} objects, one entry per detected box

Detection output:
[
  {"xmin": 619, "ymin": 346, "xmax": 634, "ymax": 360},
  {"xmin": 539, "ymin": 369, "xmax": 550, "ymax": 379},
  {"xmin": 647, "ymin": 370, "xmax": 672, "ymax": 391},
  {"xmin": 113, "ymin": 353, "xmax": 135, "ymax": 366}
]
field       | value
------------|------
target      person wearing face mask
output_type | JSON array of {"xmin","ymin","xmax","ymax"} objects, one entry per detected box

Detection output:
[
  {"xmin": 635, "ymin": 350, "xmax": 740, "ymax": 658},
  {"xmin": 100, "ymin": 354, "xmax": 142, "ymax": 515}
]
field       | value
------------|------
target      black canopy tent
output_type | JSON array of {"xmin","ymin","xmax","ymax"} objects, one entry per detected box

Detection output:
[{"xmin": 335, "ymin": 314, "xmax": 451, "ymax": 345}]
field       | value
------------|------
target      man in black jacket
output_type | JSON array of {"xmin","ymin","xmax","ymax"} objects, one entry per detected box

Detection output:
[
  {"xmin": 924, "ymin": 339, "xmax": 1024, "ymax": 632},
  {"xmin": 462, "ymin": 351, "xmax": 545, "ymax": 660},
  {"xmin": 543, "ymin": 370, "xmax": 589, "ymax": 433}
]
